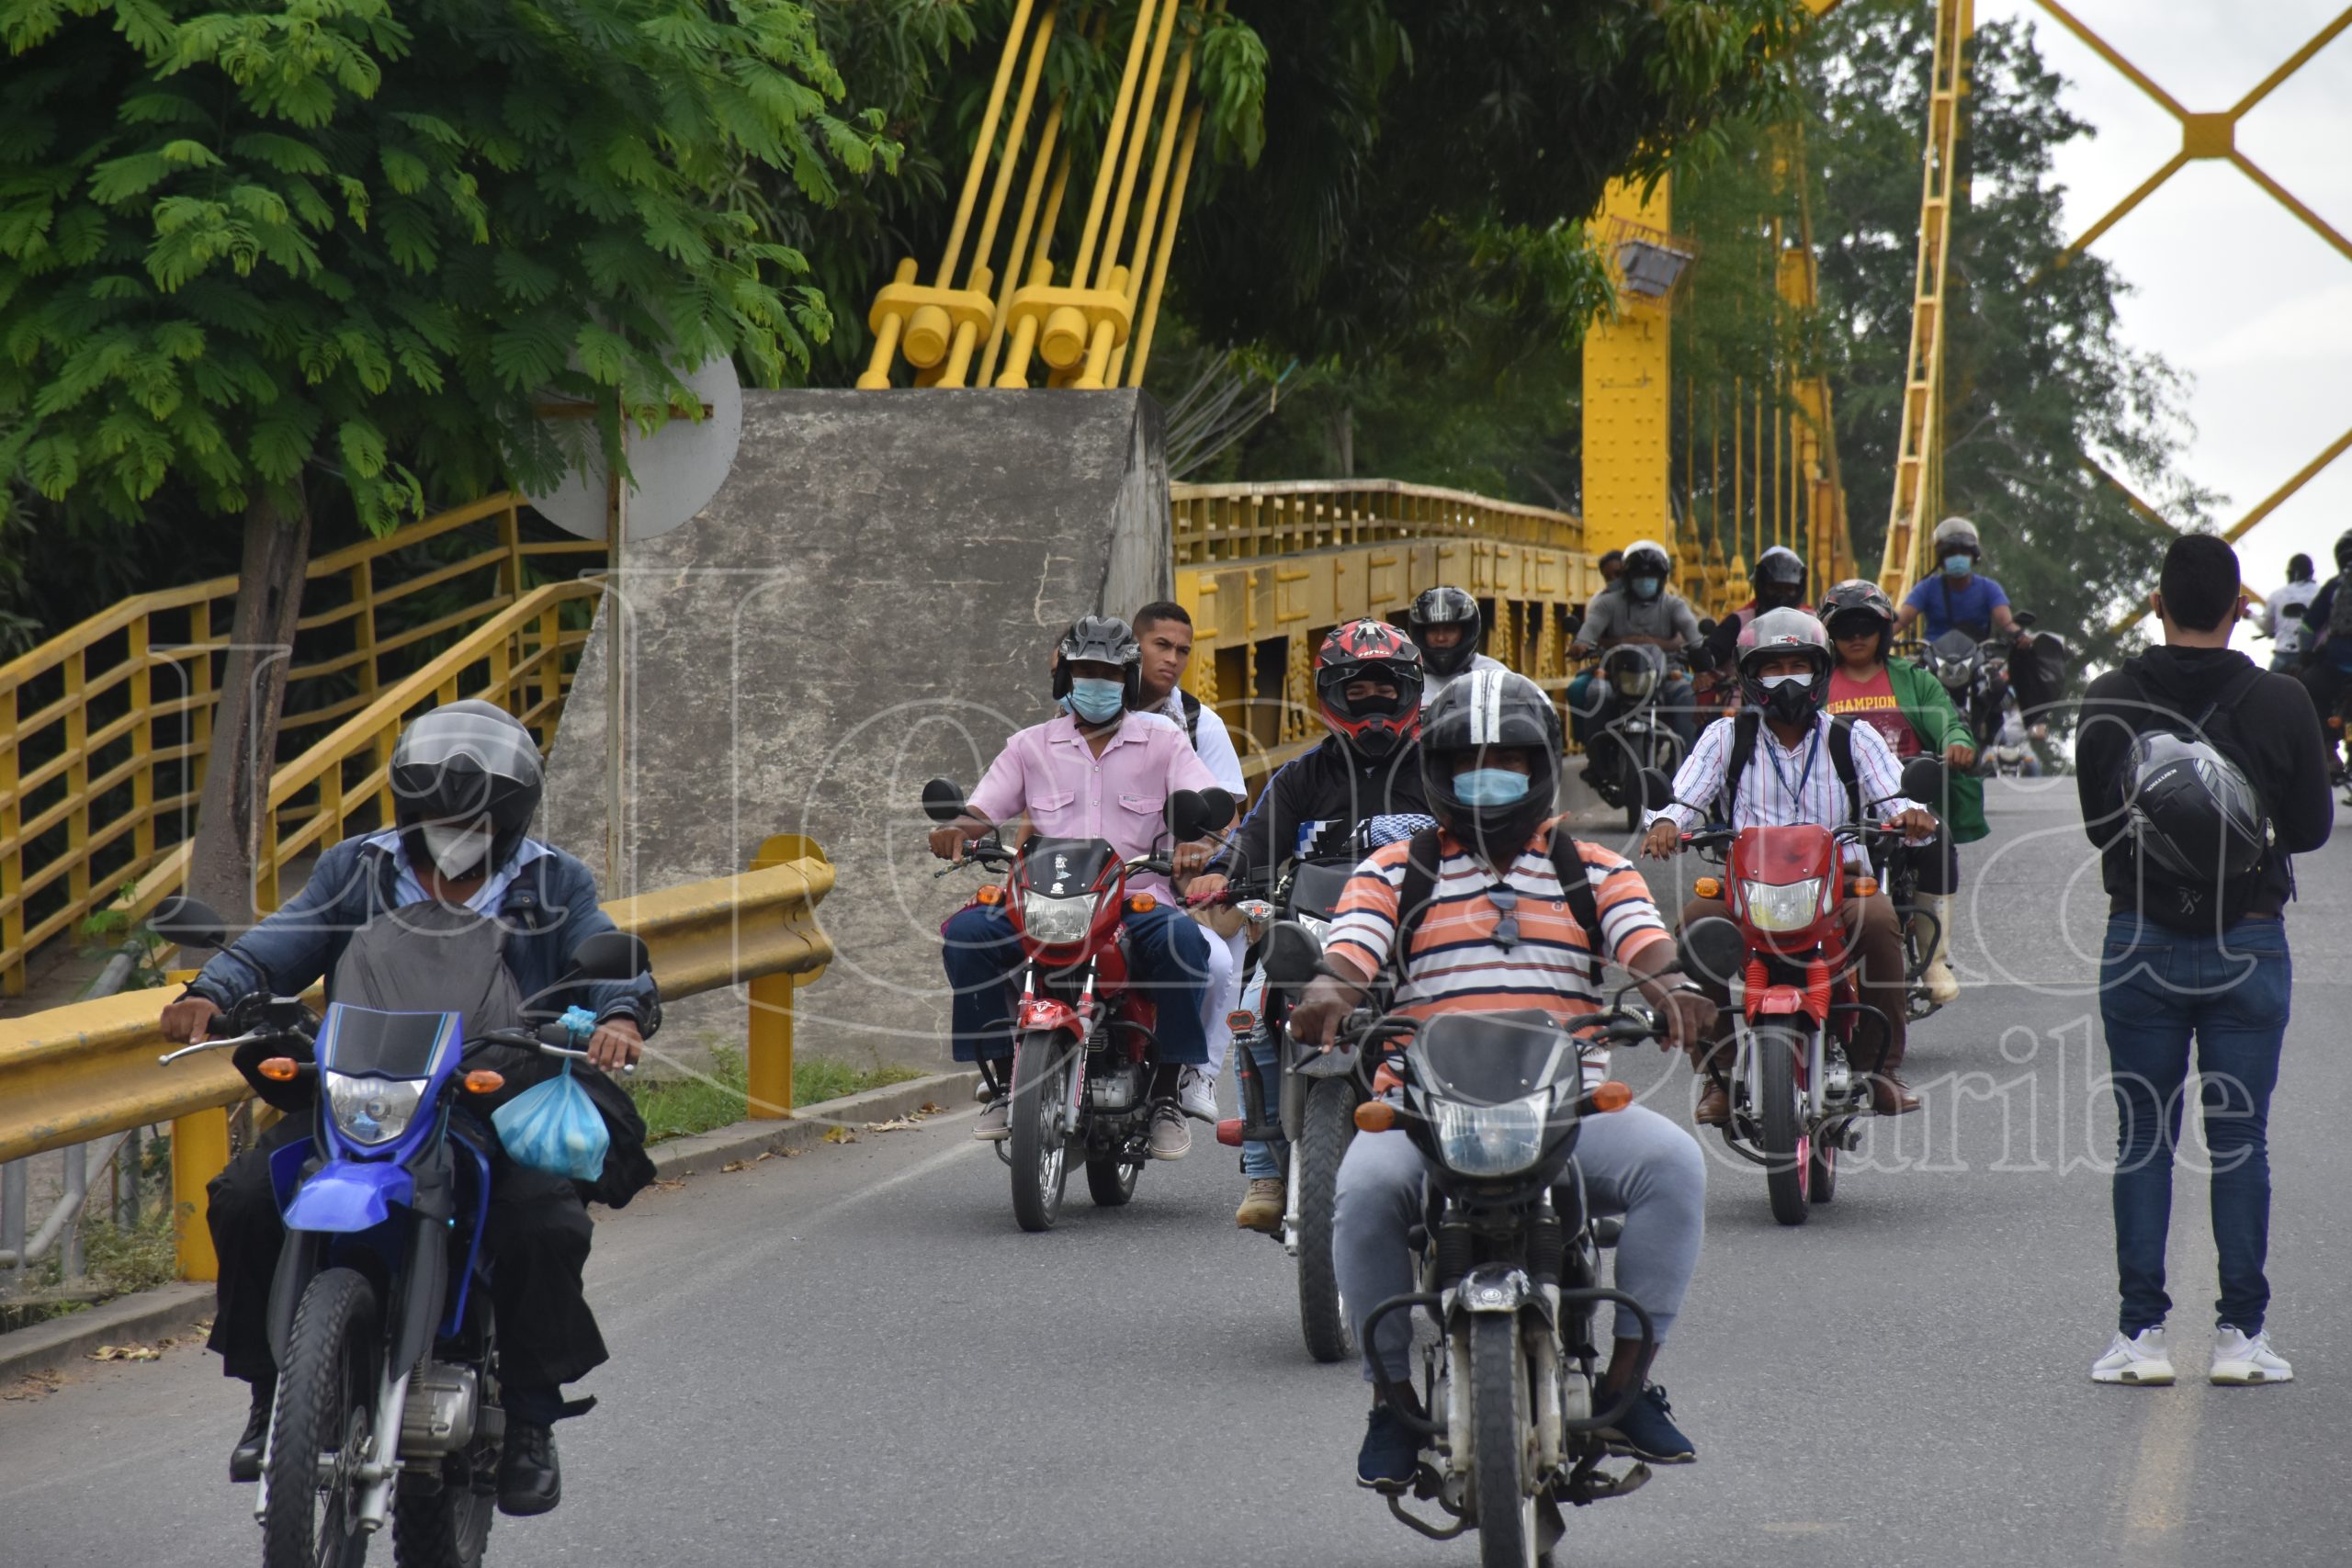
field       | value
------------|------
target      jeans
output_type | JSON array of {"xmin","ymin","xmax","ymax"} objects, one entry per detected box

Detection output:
[
  {"xmin": 2099, "ymin": 913, "xmax": 2291, "ymax": 1337},
  {"xmin": 1332, "ymin": 1105, "xmax": 1705, "ymax": 1382},
  {"xmin": 941, "ymin": 899, "xmax": 1212, "ymax": 1065}
]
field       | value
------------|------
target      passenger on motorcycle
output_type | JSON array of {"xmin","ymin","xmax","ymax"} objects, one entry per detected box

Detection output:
[
  {"xmin": 1289, "ymin": 670, "xmax": 1717, "ymax": 1485},
  {"xmin": 929, "ymin": 615, "xmax": 1228, "ymax": 1160},
  {"xmin": 1566, "ymin": 537, "xmax": 1702, "ymax": 756},
  {"xmin": 1818, "ymin": 578, "xmax": 1986, "ymax": 1007},
  {"xmin": 1216, "ymin": 619, "xmax": 1432, "ymax": 1232},
  {"xmin": 1408, "ymin": 584, "xmax": 1505, "ymax": 708},
  {"xmin": 156, "ymin": 701, "xmax": 660, "ymax": 1515},
  {"xmin": 1893, "ymin": 516, "xmax": 2053, "ymax": 717},
  {"xmin": 2256, "ymin": 553, "xmax": 2318, "ymax": 673},
  {"xmin": 1700, "ymin": 545, "xmax": 1810, "ymax": 676},
  {"xmin": 1131, "ymin": 600, "xmax": 1248, "ymax": 1123},
  {"xmin": 1642, "ymin": 609, "xmax": 1939, "ymax": 1120}
]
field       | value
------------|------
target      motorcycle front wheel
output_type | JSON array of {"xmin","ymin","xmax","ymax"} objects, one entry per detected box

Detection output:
[
  {"xmin": 263, "ymin": 1266, "xmax": 379, "ymax": 1568},
  {"xmin": 1007, "ymin": 1032, "xmax": 1075, "ymax": 1232},
  {"xmin": 1295, "ymin": 1075, "xmax": 1356, "ymax": 1364},
  {"xmin": 1754, "ymin": 1023, "xmax": 1811, "ymax": 1227},
  {"xmin": 1469, "ymin": 1314, "xmax": 1541, "ymax": 1568}
]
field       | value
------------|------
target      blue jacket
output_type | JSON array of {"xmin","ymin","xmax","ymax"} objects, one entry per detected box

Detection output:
[{"xmin": 187, "ymin": 835, "xmax": 661, "ymax": 1032}]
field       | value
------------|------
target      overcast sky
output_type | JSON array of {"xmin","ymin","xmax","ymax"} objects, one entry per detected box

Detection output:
[{"xmin": 1971, "ymin": 0, "xmax": 2348, "ymax": 651}]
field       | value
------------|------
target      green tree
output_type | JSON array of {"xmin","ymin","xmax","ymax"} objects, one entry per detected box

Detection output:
[{"xmin": 0, "ymin": 0, "xmax": 889, "ymax": 918}]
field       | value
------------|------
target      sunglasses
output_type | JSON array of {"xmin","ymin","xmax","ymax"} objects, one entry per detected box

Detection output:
[{"xmin": 1487, "ymin": 885, "xmax": 1520, "ymax": 951}]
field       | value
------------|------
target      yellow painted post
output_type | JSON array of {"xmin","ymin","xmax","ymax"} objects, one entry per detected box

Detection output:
[
  {"xmin": 173, "ymin": 1104, "xmax": 231, "ymax": 1280},
  {"xmin": 1, "ymin": 683, "xmax": 19, "ymax": 996},
  {"xmin": 1581, "ymin": 177, "xmax": 1676, "ymax": 558},
  {"xmin": 745, "ymin": 833, "xmax": 827, "ymax": 1118},
  {"xmin": 130, "ymin": 618, "xmax": 155, "ymax": 869}
]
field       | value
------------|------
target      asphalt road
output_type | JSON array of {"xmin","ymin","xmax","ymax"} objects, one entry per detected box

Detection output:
[{"xmin": 6, "ymin": 778, "xmax": 2351, "ymax": 1568}]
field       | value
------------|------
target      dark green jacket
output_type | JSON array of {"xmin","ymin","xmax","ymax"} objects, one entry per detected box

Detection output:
[{"xmin": 1883, "ymin": 658, "xmax": 1988, "ymax": 843}]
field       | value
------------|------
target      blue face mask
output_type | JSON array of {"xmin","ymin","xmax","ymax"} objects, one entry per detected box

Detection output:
[
  {"xmin": 1630, "ymin": 575, "xmax": 1663, "ymax": 600},
  {"xmin": 1453, "ymin": 768, "xmax": 1531, "ymax": 807},
  {"xmin": 1063, "ymin": 677, "xmax": 1125, "ymax": 725},
  {"xmin": 1942, "ymin": 553, "xmax": 1973, "ymax": 577}
]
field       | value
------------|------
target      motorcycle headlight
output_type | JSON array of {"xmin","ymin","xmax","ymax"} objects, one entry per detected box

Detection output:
[
  {"xmin": 1740, "ymin": 877, "xmax": 1826, "ymax": 932},
  {"xmin": 1611, "ymin": 666, "xmax": 1657, "ymax": 699},
  {"xmin": 324, "ymin": 1071, "xmax": 426, "ymax": 1146},
  {"xmin": 1430, "ymin": 1089, "xmax": 1551, "ymax": 1178},
  {"xmin": 1021, "ymin": 890, "xmax": 1097, "ymax": 946},
  {"xmin": 1293, "ymin": 913, "xmax": 1331, "ymax": 942}
]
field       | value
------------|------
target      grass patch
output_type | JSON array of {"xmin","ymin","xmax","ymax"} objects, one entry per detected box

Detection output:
[
  {"xmin": 0, "ymin": 1204, "xmax": 177, "ymax": 1330},
  {"xmin": 627, "ymin": 1049, "xmax": 925, "ymax": 1144}
]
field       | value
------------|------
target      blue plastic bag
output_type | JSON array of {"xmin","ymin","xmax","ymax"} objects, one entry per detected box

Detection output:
[{"xmin": 493, "ymin": 1058, "xmax": 609, "ymax": 1181}]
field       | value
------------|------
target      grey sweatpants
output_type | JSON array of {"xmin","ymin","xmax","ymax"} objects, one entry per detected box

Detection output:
[{"xmin": 1332, "ymin": 1103, "xmax": 1706, "ymax": 1382}]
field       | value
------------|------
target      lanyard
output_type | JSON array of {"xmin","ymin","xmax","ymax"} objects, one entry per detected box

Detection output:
[{"xmin": 1760, "ymin": 721, "xmax": 1820, "ymax": 815}]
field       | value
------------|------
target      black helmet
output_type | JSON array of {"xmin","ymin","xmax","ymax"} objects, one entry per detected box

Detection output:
[
  {"xmin": 1408, "ymin": 586, "xmax": 1484, "ymax": 678},
  {"xmin": 2335, "ymin": 530, "xmax": 2352, "ymax": 572},
  {"xmin": 2287, "ymin": 553, "xmax": 2314, "ymax": 582},
  {"xmin": 2124, "ymin": 731, "xmax": 2272, "ymax": 887},
  {"xmin": 1751, "ymin": 546, "xmax": 1808, "ymax": 610},
  {"xmin": 1736, "ymin": 607, "xmax": 1833, "ymax": 727},
  {"xmin": 1819, "ymin": 577, "xmax": 1896, "ymax": 659},
  {"xmin": 1620, "ymin": 538, "xmax": 1672, "ymax": 602},
  {"xmin": 1419, "ymin": 668, "xmax": 1562, "ymax": 860},
  {"xmin": 1052, "ymin": 615, "xmax": 1143, "ymax": 707},
  {"xmin": 389, "ymin": 700, "xmax": 542, "ymax": 880}
]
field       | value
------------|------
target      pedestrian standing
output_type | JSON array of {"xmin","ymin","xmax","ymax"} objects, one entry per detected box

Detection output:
[
  {"xmin": 2256, "ymin": 552, "xmax": 2319, "ymax": 673},
  {"xmin": 2075, "ymin": 534, "xmax": 2333, "ymax": 1387}
]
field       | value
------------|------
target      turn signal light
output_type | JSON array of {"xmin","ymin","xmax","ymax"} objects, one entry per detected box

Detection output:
[
  {"xmin": 1354, "ymin": 1100, "xmax": 1397, "ymax": 1134},
  {"xmin": 463, "ymin": 1070, "xmax": 505, "ymax": 1095},
  {"xmin": 2332, "ymin": 715, "xmax": 2345, "ymax": 732},
  {"xmin": 1693, "ymin": 877, "xmax": 1722, "ymax": 899},
  {"xmin": 1589, "ymin": 1081, "xmax": 1634, "ymax": 1113},
  {"xmin": 257, "ymin": 1057, "xmax": 300, "ymax": 1082},
  {"xmin": 1853, "ymin": 876, "xmax": 1880, "ymax": 897},
  {"xmin": 1127, "ymin": 893, "xmax": 1157, "ymax": 913},
  {"xmin": 975, "ymin": 885, "xmax": 1004, "ymax": 905}
]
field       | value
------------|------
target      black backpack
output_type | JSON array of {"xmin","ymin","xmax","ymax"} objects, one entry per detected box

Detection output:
[
  {"xmin": 1390, "ymin": 822, "xmax": 1605, "ymax": 983},
  {"xmin": 1179, "ymin": 689, "xmax": 1203, "ymax": 749},
  {"xmin": 2115, "ymin": 663, "xmax": 2278, "ymax": 934},
  {"xmin": 1717, "ymin": 711, "xmax": 1862, "ymax": 825}
]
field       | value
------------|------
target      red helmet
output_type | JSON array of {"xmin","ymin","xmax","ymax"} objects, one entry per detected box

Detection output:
[{"xmin": 1316, "ymin": 620, "xmax": 1424, "ymax": 760}]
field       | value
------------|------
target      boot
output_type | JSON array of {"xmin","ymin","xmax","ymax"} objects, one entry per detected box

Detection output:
[
  {"xmin": 498, "ymin": 1422, "xmax": 562, "ymax": 1517},
  {"xmin": 229, "ymin": 1379, "xmax": 273, "ymax": 1483},
  {"xmin": 1685, "ymin": 1037, "xmax": 1730, "ymax": 1126},
  {"xmin": 1920, "ymin": 896, "xmax": 1960, "ymax": 1006},
  {"xmin": 1867, "ymin": 1038, "xmax": 1921, "ymax": 1115}
]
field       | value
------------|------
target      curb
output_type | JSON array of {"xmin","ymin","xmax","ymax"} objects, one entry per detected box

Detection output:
[{"xmin": 0, "ymin": 1071, "xmax": 980, "ymax": 1387}]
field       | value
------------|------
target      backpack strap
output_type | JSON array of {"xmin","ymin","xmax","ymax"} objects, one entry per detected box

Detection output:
[
  {"xmin": 1544, "ymin": 822, "xmax": 1607, "ymax": 960},
  {"xmin": 1180, "ymin": 689, "xmax": 1203, "ymax": 749},
  {"xmin": 1719, "ymin": 710, "xmax": 1761, "ymax": 821},
  {"xmin": 1825, "ymin": 714, "xmax": 1861, "ymax": 823},
  {"xmin": 1388, "ymin": 822, "xmax": 1606, "ymax": 981}
]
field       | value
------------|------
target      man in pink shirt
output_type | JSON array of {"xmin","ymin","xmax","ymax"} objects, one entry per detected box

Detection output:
[{"xmin": 929, "ymin": 617, "xmax": 1227, "ymax": 1157}]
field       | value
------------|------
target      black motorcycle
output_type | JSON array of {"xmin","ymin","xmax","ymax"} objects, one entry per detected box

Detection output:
[
  {"xmin": 1918, "ymin": 614, "xmax": 2065, "ymax": 767},
  {"xmin": 1577, "ymin": 643, "xmax": 1690, "ymax": 833}
]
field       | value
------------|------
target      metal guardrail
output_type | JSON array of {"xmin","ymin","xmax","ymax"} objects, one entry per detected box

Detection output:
[{"xmin": 1170, "ymin": 479, "xmax": 1585, "ymax": 563}]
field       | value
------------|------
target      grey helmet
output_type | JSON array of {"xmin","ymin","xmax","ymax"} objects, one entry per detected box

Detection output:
[
  {"xmin": 1052, "ymin": 615, "xmax": 1143, "ymax": 707},
  {"xmin": 388, "ymin": 700, "xmax": 542, "ymax": 880},
  {"xmin": 1931, "ymin": 516, "xmax": 1982, "ymax": 560},
  {"xmin": 2124, "ymin": 731, "xmax": 2271, "ymax": 887}
]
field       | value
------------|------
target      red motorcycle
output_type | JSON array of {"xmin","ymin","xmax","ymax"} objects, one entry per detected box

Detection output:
[{"xmin": 923, "ymin": 778, "xmax": 1234, "ymax": 1232}]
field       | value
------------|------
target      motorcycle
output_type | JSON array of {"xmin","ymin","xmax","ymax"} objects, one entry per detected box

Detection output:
[
  {"xmin": 1577, "ymin": 642, "xmax": 1690, "ymax": 833},
  {"xmin": 1261, "ymin": 940, "xmax": 1710, "ymax": 1567},
  {"xmin": 922, "ymin": 778, "xmax": 1235, "ymax": 1232},
  {"xmin": 1918, "ymin": 613, "xmax": 2064, "ymax": 768},
  {"xmin": 1667, "ymin": 754, "xmax": 1945, "ymax": 1226},
  {"xmin": 150, "ymin": 895, "xmax": 650, "ymax": 1568}
]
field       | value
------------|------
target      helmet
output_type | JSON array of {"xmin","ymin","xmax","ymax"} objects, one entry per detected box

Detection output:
[
  {"xmin": 1818, "ymin": 577, "xmax": 1897, "ymax": 657},
  {"xmin": 1931, "ymin": 516, "xmax": 1982, "ymax": 559},
  {"xmin": 1052, "ymin": 615, "xmax": 1143, "ymax": 707},
  {"xmin": 1751, "ymin": 546, "xmax": 1808, "ymax": 610},
  {"xmin": 1419, "ymin": 669, "xmax": 1562, "ymax": 860},
  {"xmin": 1621, "ymin": 538, "xmax": 1672, "ymax": 602},
  {"xmin": 1736, "ymin": 607, "xmax": 1834, "ymax": 725},
  {"xmin": 1316, "ymin": 620, "xmax": 1423, "ymax": 761},
  {"xmin": 2335, "ymin": 529, "xmax": 2352, "ymax": 572},
  {"xmin": 1408, "ymin": 586, "xmax": 1484, "ymax": 678},
  {"xmin": 2123, "ymin": 731, "xmax": 2272, "ymax": 887},
  {"xmin": 389, "ymin": 700, "xmax": 543, "ymax": 880},
  {"xmin": 2287, "ymin": 553, "xmax": 2314, "ymax": 582}
]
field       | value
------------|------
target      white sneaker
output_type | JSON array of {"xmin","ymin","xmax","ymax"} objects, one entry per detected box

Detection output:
[
  {"xmin": 973, "ymin": 1100, "xmax": 1010, "ymax": 1142},
  {"xmin": 1148, "ymin": 1102, "xmax": 1193, "ymax": 1160},
  {"xmin": 2210, "ymin": 1325, "xmax": 2292, "ymax": 1385},
  {"xmin": 1177, "ymin": 1066, "xmax": 1218, "ymax": 1122},
  {"xmin": 2090, "ymin": 1327, "xmax": 2175, "ymax": 1385}
]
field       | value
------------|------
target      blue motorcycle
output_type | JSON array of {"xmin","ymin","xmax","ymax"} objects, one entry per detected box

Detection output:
[{"xmin": 153, "ymin": 896, "xmax": 647, "ymax": 1568}]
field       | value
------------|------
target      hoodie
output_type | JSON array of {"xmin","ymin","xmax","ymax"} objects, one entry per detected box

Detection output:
[{"xmin": 2075, "ymin": 646, "xmax": 2334, "ymax": 921}]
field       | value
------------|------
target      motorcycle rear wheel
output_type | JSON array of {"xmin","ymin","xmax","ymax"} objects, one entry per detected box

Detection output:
[
  {"xmin": 1007, "ymin": 1032, "xmax": 1074, "ymax": 1232},
  {"xmin": 1754, "ymin": 1024, "xmax": 1811, "ymax": 1227},
  {"xmin": 1083, "ymin": 1152, "xmax": 1141, "ymax": 1207},
  {"xmin": 1295, "ymin": 1076, "xmax": 1356, "ymax": 1364},
  {"xmin": 263, "ymin": 1266, "xmax": 379, "ymax": 1568},
  {"xmin": 390, "ymin": 1463, "xmax": 494, "ymax": 1568},
  {"xmin": 1469, "ymin": 1314, "xmax": 1540, "ymax": 1568}
]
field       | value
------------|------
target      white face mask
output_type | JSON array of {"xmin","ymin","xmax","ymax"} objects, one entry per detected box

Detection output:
[
  {"xmin": 421, "ymin": 820, "xmax": 494, "ymax": 878},
  {"xmin": 1758, "ymin": 672, "xmax": 1815, "ymax": 691}
]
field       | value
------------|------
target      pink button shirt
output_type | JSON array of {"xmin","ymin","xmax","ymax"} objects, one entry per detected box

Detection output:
[{"xmin": 966, "ymin": 712, "xmax": 1218, "ymax": 896}]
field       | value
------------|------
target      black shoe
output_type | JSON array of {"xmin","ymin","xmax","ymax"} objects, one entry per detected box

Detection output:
[
  {"xmin": 497, "ymin": 1422, "xmax": 562, "ymax": 1517},
  {"xmin": 1355, "ymin": 1404, "xmax": 1419, "ymax": 1492},
  {"xmin": 229, "ymin": 1382, "xmax": 273, "ymax": 1483},
  {"xmin": 1600, "ymin": 1382, "xmax": 1696, "ymax": 1464}
]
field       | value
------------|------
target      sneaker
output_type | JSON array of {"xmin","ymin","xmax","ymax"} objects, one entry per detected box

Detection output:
[
  {"xmin": 1235, "ymin": 1177, "xmax": 1284, "ymax": 1233},
  {"xmin": 1148, "ymin": 1100, "xmax": 1193, "ymax": 1160},
  {"xmin": 1177, "ymin": 1066, "xmax": 1218, "ymax": 1122},
  {"xmin": 2210, "ymin": 1325, "xmax": 2292, "ymax": 1385},
  {"xmin": 2090, "ymin": 1326, "xmax": 2174, "ymax": 1385},
  {"xmin": 1600, "ymin": 1383, "xmax": 1695, "ymax": 1464},
  {"xmin": 1355, "ymin": 1404, "xmax": 1419, "ymax": 1492},
  {"xmin": 973, "ymin": 1100, "xmax": 1010, "ymax": 1142}
]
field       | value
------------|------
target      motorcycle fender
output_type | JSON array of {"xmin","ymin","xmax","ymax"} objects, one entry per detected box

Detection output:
[
  {"xmin": 1016, "ymin": 998, "xmax": 1081, "ymax": 1037},
  {"xmin": 1747, "ymin": 983, "xmax": 1810, "ymax": 1018},
  {"xmin": 282, "ymin": 1159, "xmax": 413, "ymax": 1233},
  {"xmin": 1450, "ymin": 1263, "xmax": 1536, "ymax": 1317},
  {"xmin": 385, "ymin": 1207, "xmax": 447, "ymax": 1396}
]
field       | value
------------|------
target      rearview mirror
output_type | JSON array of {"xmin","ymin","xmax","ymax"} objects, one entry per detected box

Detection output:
[
  {"xmin": 1695, "ymin": 616, "xmax": 1718, "ymax": 639},
  {"xmin": 1898, "ymin": 756, "xmax": 1950, "ymax": 806},
  {"xmin": 1195, "ymin": 787, "xmax": 1236, "ymax": 834},
  {"xmin": 921, "ymin": 778, "xmax": 968, "ymax": 825},
  {"xmin": 1638, "ymin": 768, "xmax": 1678, "ymax": 812},
  {"xmin": 1167, "ymin": 787, "xmax": 1233, "ymax": 842},
  {"xmin": 571, "ymin": 931, "xmax": 651, "ymax": 982},
  {"xmin": 1561, "ymin": 612, "xmax": 1584, "ymax": 640},
  {"xmin": 2013, "ymin": 610, "xmax": 2037, "ymax": 630},
  {"xmin": 149, "ymin": 895, "xmax": 228, "ymax": 952},
  {"xmin": 1260, "ymin": 920, "xmax": 1326, "ymax": 998},
  {"xmin": 1676, "ymin": 916, "xmax": 1746, "ymax": 992}
]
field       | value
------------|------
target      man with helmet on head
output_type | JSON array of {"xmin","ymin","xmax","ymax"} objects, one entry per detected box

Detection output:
[
  {"xmin": 1894, "ymin": 516, "xmax": 2055, "ymax": 717},
  {"xmin": 1567, "ymin": 536, "xmax": 1702, "ymax": 755},
  {"xmin": 158, "ymin": 700, "xmax": 661, "ymax": 1515},
  {"xmin": 1699, "ymin": 545, "xmax": 1810, "ymax": 677},
  {"xmin": 1289, "ymin": 669, "xmax": 1718, "ymax": 1483},
  {"xmin": 2075, "ymin": 533, "xmax": 2330, "ymax": 1389},
  {"xmin": 931, "ymin": 615, "xmax": 1229, "ymax": 1160},
  {"xmin": 1214, "ymin": 619, "xmax": 1432, "ymax": 1231},
  {"xmin": 2290, "ymin": 529, "xmax": 2352, "ymax": 774},
  {"xmin": 1643, "ymin": 609, "xmax": 1940, "ymax": 1122},
  {"xmin": 1407, "ymin": 585, "xmax": 1506, "ymax": 709}
]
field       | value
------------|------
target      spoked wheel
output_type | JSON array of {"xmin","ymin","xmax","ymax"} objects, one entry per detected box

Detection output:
[
  {"xmin": 391, "ymin": 1460, "xmax": 494, "ymax": 1568},
  {"xmin": 263, "ymin": 1267, "xmax": 379, "ymax": 1568},
  {"xmin": 1007, "ymin": 1031, "xmax": 1075, "ymax": 1232},
  {"xmin": 1753, "ymin": 1023, "xmax": 1811, "ymax": 1227},
  {"xmin": 1468, "ymin": 1314, "xmax": 1539, "ymax": 1568},
  {"xmin": 1295, "ymin": 1076, "xmax": 1357, "ymax": 1364},
  {"xmin": 1808, "ymin": 1129, "xmax": 1839, "ymax": 1206},
  {"xmin": 1083, "ymin": 1151, "xmax": 1141, "ymax": 1207}
]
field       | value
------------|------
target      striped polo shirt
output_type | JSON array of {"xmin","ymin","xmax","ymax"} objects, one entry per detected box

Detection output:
[{"xmin": 1324, "ymin": 818, "xmax": 1672, "ymax": 1088}]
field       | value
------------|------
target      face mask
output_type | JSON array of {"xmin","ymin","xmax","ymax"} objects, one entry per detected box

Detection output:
[
  {"xmin": 1942, "ymin": 553, "xmax": 1973, "ymax": 577},
  {"xmin": 421, "ymin": 820, "xmax": 493, "ymax": 879},
  {"xmin": 1065, "ymin": 677, "xmax": 1125, "ymax": 725},
  {"xmin": 1630, "ymin": 576, "xmax": 1663, "ymax": 600},
  {"xmin": 1758, "ymin": 671, "xmax": 1816, "ymax": 726},
  {"xmin": 1453, "ymin": 768, "xmax": 1531, "ymax": 807}
]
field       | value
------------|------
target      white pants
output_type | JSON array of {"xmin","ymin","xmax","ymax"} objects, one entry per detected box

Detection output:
[{"xmin": 1193, "ymin": 924, "xmax": 1246, "ymax": 1077}]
